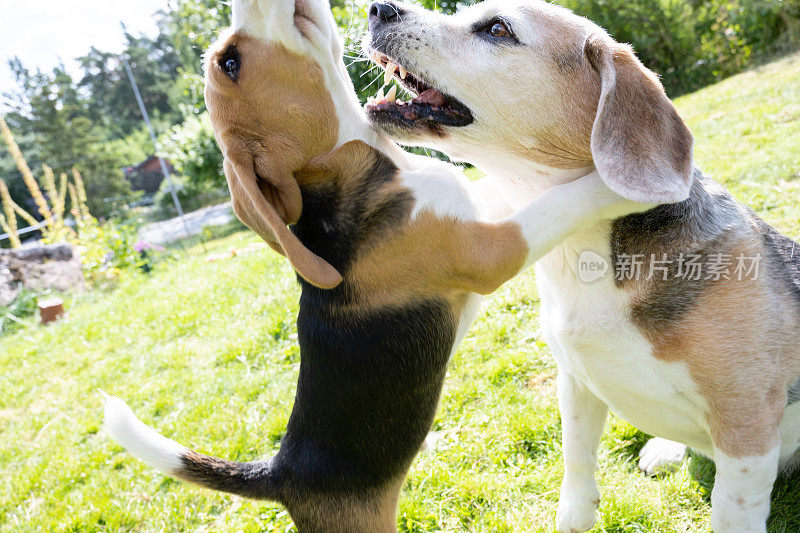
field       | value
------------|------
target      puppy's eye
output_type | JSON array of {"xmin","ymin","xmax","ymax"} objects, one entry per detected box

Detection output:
[
  {"xmin": 488, "ymin": 21, "xmax": 511, "ymax": 39},
  {"xmin": 224, "ymin": 58, "xmax": 240, "ymax": 77},
  {"xmin": 218, "ymin": 46, "xmax": 241, "ymax": 81}
]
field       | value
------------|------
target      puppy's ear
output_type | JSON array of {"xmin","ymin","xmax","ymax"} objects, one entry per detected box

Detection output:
[
  {"xmin": 223, "ymin": 150, "xmax": 342, "ymax": 289},
  {"xmin": 585, "ymin": 35, "xmax": 694, "ymax": 204}
]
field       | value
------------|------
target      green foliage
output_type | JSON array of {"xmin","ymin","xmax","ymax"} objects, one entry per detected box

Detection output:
[
  {"xmin": 4, "ymin": 0, "xmax": 799, "ymax": 224},
  {"xmin": 0, "ymin": 288, "xmax": 38, "ymax": 336},
  {"xmin": 560, "ymin": 0, "xmax": 800, "ymax": 95},
  {"xmin": 1, "ymin": 64, "xmax": 133, "ymax": 218},
  {"xmin": 0, "ymin": 1, "xmax": 223, "ymax": 219},
  {"xmin": 75, "ymin": 218, "xmax": 165, "ymax": 286},
  {"xmin": 165, "ymin": 0, "xmax": 233, "ymax": 113},
  {"xmin": 159, "ymin": 113, "xmax": 225, "ymax": 192}
]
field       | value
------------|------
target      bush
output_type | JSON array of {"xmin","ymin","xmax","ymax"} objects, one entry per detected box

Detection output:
[
  {"xmin": 159, "ymin": 113, "xmax": 225, "ymax": 192},
  {"xmin": 75, "ymin": 217, "xmax": 166, "ymax": 285},
  {"xmin": 560, "ymin": 0, "xmax": 800, "ymax": 95}
]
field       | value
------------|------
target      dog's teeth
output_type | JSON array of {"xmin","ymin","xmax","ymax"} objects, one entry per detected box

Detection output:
[
  {"xmin": 376, "ymin": 87, "xmax": 385, "ymax": 101},
  {"xmin": 386, "ymin": 85, "xmax": 397, "ymax": 102},
  {"xmin": 399, "ymin": 66, "xmax": 407, "ymax": 80},
  {"xmin": 384, "ymin": 62, "xmax": 398, "ymax": 85}
]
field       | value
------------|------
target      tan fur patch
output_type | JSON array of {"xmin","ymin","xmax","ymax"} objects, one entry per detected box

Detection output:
[
  {"xmin": 205, "ymin": 32, "xmax": 338, "ymax": 221},
  {"xmin": 205, "ymin": 31, "xmax": 342, "ymax": 288},
  {"xmin": 587, "ymin": 37, "xmax": 694, "ymax": 204},
  {"xmin": 286, "ymin": 478, "xmax": 404, "ymax": 533},
  {"xmin": 347, "ymin": 213, "xmax": 527, "ymax": 311},
  {"xmin": 644, "ymin": 235, "xmax": 800, "ymax": 457},
  {"xmin": 511, "ymin": 48, "xmax": 597, "ymax": 169},
  {"xmin": 295, "ymin": 140, "xmax": 530, "ymax": 310}
]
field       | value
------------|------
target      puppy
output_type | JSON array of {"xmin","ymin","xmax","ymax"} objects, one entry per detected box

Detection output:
[
  {"xmin": 365, "ymin": 1, "xmax": 800, "ymax": 532},
  {"xmin": 103, "ymin": 0, "xmax": 644, "ymax": 531}
]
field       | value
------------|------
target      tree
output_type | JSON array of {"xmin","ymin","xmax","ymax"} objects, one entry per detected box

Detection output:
[
  {"xmin": 1, "ymin": 61, "xmax": 132, "ymax": 218},
  {"xmin": 77, "ymin": 20, "xmax": 185, "ymax": 138}
]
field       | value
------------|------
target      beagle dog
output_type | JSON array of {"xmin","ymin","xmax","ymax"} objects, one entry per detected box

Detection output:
[
  {"xmin": 364, "ymin": 1, "xmax": 800, "ymax": 532},
  {"xmin": 102, "ymin": 0, "xmax": 644, "ymax": 530}
]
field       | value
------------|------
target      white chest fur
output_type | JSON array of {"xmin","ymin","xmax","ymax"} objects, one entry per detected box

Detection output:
[{"xmin": 535, "ymin": 227, "xmax": 714, "ymax": 454}]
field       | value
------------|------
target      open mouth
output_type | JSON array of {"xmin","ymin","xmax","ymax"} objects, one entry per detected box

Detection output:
[{"xmin": 365, "ymin": 51, "xmax": 473, "ymax": 131}]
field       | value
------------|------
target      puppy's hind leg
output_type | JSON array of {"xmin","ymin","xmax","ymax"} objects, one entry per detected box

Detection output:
[{"xmin": 555, "ymin": 370, "xmax": 608, "ymax": 533}]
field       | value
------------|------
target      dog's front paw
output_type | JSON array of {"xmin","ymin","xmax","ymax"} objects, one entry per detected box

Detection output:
[
  {"xmin": 555, "ymin": 486, "xmax": 600, "ymax": 533},
  {"xmin": 638, "ymin": 437, "xmax": 687, "ymax": 477}
]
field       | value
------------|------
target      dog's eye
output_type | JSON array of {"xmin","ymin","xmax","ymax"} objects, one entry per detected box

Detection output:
[
  {"xmin": 488, "ymin": 21, "xmax": 511, "ymax": 39},
  {"xmin": 474, "ymin": 19, "xmax": 517, "ymax": 43},
  {"xmin": 218, "ymin": 46, "xmax": 241, "ymax": 81},
  {"xmin": 224, "ymin": 59, "xmax": 240, "ymax": 77}
]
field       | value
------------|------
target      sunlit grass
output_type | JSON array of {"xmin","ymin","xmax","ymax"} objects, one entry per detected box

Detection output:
[{"xmin": 2, "ymin": 52, "xmax": 800, "ymax": 532}]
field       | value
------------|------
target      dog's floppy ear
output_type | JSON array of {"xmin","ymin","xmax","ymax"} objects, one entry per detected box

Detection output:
[
  {"xmin": 585, "ymin": 35, "xmax": 694, "ymax": 204},
  {"xmin": 223, "ymin": 147, "xmax": 342, "ymax": 289}
]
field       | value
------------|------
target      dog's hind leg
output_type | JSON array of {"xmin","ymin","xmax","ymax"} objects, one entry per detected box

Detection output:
[
  {"xmin": 711, "ymin": 442, "xmax": 780, "ymax": 533},
  {"xmin": 555, "ymin": 370, "xmax": 608, "ymax": 533},
  {"xmin": 638, "ymin": 437, "xmax": 688, "ymax": 476}
]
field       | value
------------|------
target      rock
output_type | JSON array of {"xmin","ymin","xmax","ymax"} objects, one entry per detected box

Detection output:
[
  {"xmin": 13, "ymin": 243, "xmax": 74, "ymax": 262},
  {"xmin": 0, "ymin": 265, "xmax": 17, "ymax": 306},
  {"xmin": 0, "ymin": 243, "xmax": 85, "ymax": 307}
]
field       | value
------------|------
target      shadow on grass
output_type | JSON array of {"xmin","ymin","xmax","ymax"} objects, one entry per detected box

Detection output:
[
  {"xmin": 604, "ymin": 426, "xmax": 653, "ymax": 465},
  {"xmin": 767, "ymin": 466, "xmax": 800, "ymax": 532}
]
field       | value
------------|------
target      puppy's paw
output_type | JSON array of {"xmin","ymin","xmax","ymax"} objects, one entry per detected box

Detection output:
[
  {"xmin": 555, "ymin": 486, "xmax": 599, "ymax": 533},
  {"xmin": 638, "ymin": 437, "xmax": 687, "ymax": 477}
]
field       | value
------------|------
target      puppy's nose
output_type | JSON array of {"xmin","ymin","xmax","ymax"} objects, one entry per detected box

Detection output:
[{"xmin": 369, "ymin": 1, "xmax": 404, "ymax": 24}]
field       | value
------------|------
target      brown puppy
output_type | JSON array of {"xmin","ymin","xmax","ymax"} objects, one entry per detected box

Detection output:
[{"xmin": 103, "ymin": 0, "xmax": 645, "ymax": 530}]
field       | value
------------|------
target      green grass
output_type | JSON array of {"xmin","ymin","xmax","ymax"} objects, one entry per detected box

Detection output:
[{"xmin": 2, "ymin": 52, "xmax": 800, "ymax": 532}]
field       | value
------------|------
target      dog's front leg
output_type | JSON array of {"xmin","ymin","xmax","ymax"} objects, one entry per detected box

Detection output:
[
  {"xmin": 711, "ymin": 441, "xmax": 780, "ymax": 533},
  {"xmin": 555, "ymin": 370, "xmax": 608, "ymax": 533}
]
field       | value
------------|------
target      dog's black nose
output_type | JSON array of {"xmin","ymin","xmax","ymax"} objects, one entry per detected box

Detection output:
[{"xmin": 369, "ymin": 1, "xmax": 403, "ymax": 24}]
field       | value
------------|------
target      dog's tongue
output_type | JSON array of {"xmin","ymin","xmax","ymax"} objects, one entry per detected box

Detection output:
[{"xmin": 414, "ymin": 88, "xmax": 446, "ymax": 107}]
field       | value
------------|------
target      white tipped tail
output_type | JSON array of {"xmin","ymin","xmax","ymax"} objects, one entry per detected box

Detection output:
[
  {"xmin": 102, "ymin": 392, "xmax": 187, "ymax": 474},
  {"xmin": 101, "ymin": 391, "xmax": 282, "ymax": 501}
]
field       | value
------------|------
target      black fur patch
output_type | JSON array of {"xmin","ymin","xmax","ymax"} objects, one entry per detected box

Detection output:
[
  {"xmin": 291, "ymin": 149, "xmax": 412, "ymax": 293},
  {"xmin": 274, "ymin": 148, "xmax": 457, "ymax": 500},
  {"xmin": 789, "ymin": 377, "xmax": 800, "ymax": 406},
  {"xmin": 610, "ymin": 169, "xmax": 743, "ymax": 333},
  {"xmin": 180, "ymin": 451, "xmax": 280, "ymax": 500},
  {"xmin": 752, "ymin": 217, "xmax": 800, "ymax": 407},
  {"xmin": 276, "ymin": 299, "xmax": 456, "ymax": 494}
]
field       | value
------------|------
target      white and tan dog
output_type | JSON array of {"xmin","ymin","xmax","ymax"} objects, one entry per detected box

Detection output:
[
  {"xmin": 102, "ymin": 0, "xmax": 644, "ymax": 530},
  {"xmin": 365, "ymin": 1, "xmax": 800, "ymax": 531}
]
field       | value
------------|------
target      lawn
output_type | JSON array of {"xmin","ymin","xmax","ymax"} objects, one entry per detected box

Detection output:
[{"xmin": 2, "ymin": 52, "xmax": 800, "ymax": 532}]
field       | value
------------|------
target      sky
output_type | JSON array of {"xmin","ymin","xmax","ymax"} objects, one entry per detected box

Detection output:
[{"xmin": 0, "ymin": 0, "xmax": 171, "ymax": 97}]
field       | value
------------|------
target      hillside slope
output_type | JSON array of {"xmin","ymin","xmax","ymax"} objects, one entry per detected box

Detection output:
[{"xmin": 677, "ymin": 52, "xmax": 800, "ymax": 236}]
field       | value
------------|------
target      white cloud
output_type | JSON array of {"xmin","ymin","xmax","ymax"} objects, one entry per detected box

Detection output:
[{"xmin": 0, "ymin": 0, "xmax": 171, "ymax": 96}]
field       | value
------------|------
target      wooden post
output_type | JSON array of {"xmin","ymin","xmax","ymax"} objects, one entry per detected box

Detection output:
[{"xmin": 38, "ymin": 297, "xmax": 65, "ymax": 325}]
